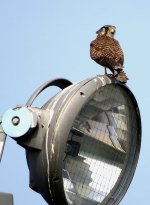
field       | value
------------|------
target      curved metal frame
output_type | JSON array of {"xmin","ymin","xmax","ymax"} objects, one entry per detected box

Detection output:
[
  {"xmin": 25, "ymin": 75, "xmax": 141, "ymax": 205},
  {"xmin": 45, "ymin": 76, "xmax": 141, "ymax": 205},
  {"xmin": 26, "ymin": 78, "xmax": 72, "ymax": 106}
]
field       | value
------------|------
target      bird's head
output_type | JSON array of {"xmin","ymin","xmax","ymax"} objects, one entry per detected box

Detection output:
[{"xmin": 96, "ymin": 25, "xmax": 116, "ymax": 38}]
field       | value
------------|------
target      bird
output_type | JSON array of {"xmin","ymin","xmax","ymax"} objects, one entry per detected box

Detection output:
[{"xmin": 90, "ymin": 25, "xmax": 128, "ymax": 83}]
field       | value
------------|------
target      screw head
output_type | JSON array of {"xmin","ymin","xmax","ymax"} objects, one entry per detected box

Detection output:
[{"xmin": 11, "ymin": 116, "xmax": 20, "ymax": 126}]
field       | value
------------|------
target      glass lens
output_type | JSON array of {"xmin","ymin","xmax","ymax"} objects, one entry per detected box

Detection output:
[{"xmin": 63, "ymin": 84, "xmax": 135, "ymax": 205}]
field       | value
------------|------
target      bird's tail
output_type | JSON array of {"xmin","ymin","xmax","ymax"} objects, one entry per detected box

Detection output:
[{"xmin": 114, "ymin": 70, "xmax": 129, "ymax": 83}]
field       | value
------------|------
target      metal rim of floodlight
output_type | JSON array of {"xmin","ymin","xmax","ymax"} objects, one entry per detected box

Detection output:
[{"xmin": 24, "ymin": 75, "xmax": 141, "ymax": 205}]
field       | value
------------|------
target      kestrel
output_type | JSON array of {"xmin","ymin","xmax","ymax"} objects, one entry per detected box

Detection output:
[{"xmin": 90, "ymin": 25, "xmax": 128, "ymax": 83}]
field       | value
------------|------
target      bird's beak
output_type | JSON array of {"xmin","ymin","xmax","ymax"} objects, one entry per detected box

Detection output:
[{"xmin": 96, "ymin": 28, "xmax": 101, "ymax": 34}]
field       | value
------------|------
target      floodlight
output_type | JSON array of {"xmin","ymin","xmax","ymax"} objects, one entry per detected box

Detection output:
[{"xmin": 0, "ymin": 75, "xmax": 141, "ymax": 205}]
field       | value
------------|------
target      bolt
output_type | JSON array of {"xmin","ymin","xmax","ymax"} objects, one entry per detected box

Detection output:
[{"xmin": 12, "ymin": 116, "xmax": 20, "ymax": 126}]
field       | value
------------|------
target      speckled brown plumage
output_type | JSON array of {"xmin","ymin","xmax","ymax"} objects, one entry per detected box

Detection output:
[
  {"xmin": 90, "ymin": 35, "xmax": 124, "ymax": 71},
  {"xmin": 90, "ymin": 25, "xmax": 128, "ymax": 83}
]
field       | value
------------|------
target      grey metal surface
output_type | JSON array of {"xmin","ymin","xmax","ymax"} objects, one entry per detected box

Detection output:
[
  {"xmin": 0, "ymin": 193, "xmax": 13, "ymax": 205},
  {"xmin": 0, "ymin": 118, "xmax": 6, "ymax": 162}
]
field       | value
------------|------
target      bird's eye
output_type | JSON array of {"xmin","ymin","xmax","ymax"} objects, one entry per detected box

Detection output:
[
  {"xmin": 111, "ymin": 29, "xmax": 115, "ymax": 34},
  {"xmin": 108, "ymin": 27, "xmax": 115, "ymax": 34}
]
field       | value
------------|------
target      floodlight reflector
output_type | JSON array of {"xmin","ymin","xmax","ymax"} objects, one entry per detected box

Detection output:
[{"xmin": 63, "ymin": 83, "xmax": 139, "ymax": 204}]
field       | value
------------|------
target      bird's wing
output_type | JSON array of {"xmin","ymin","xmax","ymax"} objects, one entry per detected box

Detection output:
[
  {"xmin": 90, "ymin": 38, "xmax": 117, "ymax": 64},
  {"xmin": 90, "ymin": 39, "xmax": 110, "ymax": 62},
  {"xmin": 112, "ymin": 39, "xmax": 124, "ymax": 65},
  {"xmin": 90, "ymin": 40, "xmax": 102, "ymax": 60},
  {"xmin": 90, "ymin": 36, "xmax": 124, "ymax": 69}
]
